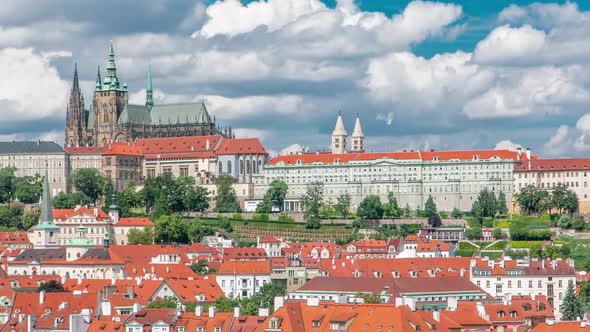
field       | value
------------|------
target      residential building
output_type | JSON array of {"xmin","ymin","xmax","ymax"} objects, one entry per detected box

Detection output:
[
  {"xmin": 216, "ymin": 261, "xmax": 271, "ymax": 298},
  {"xmin": 65, "ymin": 146, "xmax": 104, "ymax": 174},
  {"xmin": 257, "ymin": 235, "xmax": 283, "ymax": 257},
  {"xmin": 419, "ymin": 227, "xmax": 465, "ymax": 242},
  {"xmin": 469, "ymin": 258, "xmax": 576, "ymax": 320},
  {"xmin": 0, "ymin": 232, "xmax": 31, "ymax": 249},
  {"xmin": 290, "ymin": 276, "xmax": 488, "ymax": 310},
  {"xmin": 101, "ymin": 142, "xmax": 143, "ymax": 191},
  {"xmin": 0, "ymin": 141, "xmax": 68, "ymax": 196},
  {"xmin": 124, "ymin": 308, "xmax": 179, "ymax": 332},
  {"xmin": 514, "ymin": 158, "xmax": 590, "ymax": 213}
]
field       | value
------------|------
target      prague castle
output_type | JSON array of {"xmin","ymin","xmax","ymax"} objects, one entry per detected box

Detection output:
[{"xmin": 65, "ymin": 42, "xmax": 227, "ymax": 147}]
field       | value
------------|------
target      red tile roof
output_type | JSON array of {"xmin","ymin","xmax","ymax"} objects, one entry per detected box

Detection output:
[
  {"xmin": 162, "ymin": 279, "xmax": 224, "ymax": 303},
  {"xmin": 515, "ymin": 158, "xmax": 590, "ymax": 172},
  {"xmin": 115, "ymin": 217, "xmax": 154, "ymax": 227},
  {"xmin": 136, "ymin": 135, "xmax": 220, "ymax": 160},
  {"xmin": 218, "ymin": 261, "xmax": 271, "ymax": 275},
  {"xmin": 532, "ymin": 321, "xmax": 590, "ymax": 332},
  {"xmin": 64, "ymin": 146, "xmax": 105, "ymax": 154},
  {"xmin": 269, "ymin": 149, "xmax": 525, "ymax": 166},
  {"xmin": 259, "ymin": 235, "xmax": 281, "ymax": 243},
  {"xmin": 0, "ymin": 232, "xmax": 29, "ymax": 244},
  {"xmin": 215, "ymin": 138, "xmax": 267, "ymax": 155},
  {"xmin": 52, "ymin": 206, "xmax": 110, "ymax": 221},
  {"xmin": 102, "ymin": 142, "xmax": 143, "ymax": 157}
]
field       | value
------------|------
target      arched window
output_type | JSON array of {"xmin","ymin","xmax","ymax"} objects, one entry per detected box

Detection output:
[
  {"xmin": 240, "ymin": 160, "xmax": 244, "ymax": 174},
  {"xmin": 246, "ymin": 160, "xmax": 251, "ymax": 174},
  {"xmin": 258, "ymin": 160, "xmax": 263, "ymax": 172},
  {"xmin": 227, "ymin": 160, "xmax": 232, "ymax": 174},
  {"xmin": 218, "ymin": 161, "xmax": 223, "ymax": 174}
]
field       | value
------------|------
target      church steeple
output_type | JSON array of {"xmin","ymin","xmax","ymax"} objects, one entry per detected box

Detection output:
[
  {"xmin": 146, "ymin": 65, "xmax": 154, "ymax": 110},
  {"xmin": 351, "ymin": 113, "xmax": 365, "ymax": 153},
  {"xmin": 95, "ymin": 65, "xmax": 102, "ymax": 90},
  {"xmin": 32, "ymin": 169, "xmax": 60, "ymax": 248},
  {"xmin": 331, "ymin": 111, "xmax": 348, "ymax": 154},
  {"xmin": 72, "ymin": 63, "xmax": 80, "ymax": 92},
  {"xmin": 65, "ymin": 63, "xmax": 85, "ymax": 147},
  {"xmin": 101, "ymin": 40, "xmax": 125, "ymax": 91}
]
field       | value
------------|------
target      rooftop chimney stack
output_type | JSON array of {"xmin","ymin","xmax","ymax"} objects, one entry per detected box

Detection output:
[{"xmin": 208, "ymin": 306, "xmax": 216, "ymax": 318}]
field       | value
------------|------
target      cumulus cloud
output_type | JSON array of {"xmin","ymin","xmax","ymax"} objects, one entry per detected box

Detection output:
[
  {"xmin": 279, "ymin": 143, "xmax": 308, "ymax": 156},
  {"xmin": 494, "ymin": 140, "xmax": 523, "ymax": 151},
  {"xmin": 0, "ymin": 48, "xmax": 69, "ymax": 127},
  {"xmin": 473, "ymin": 25, "xmax": 545, "ymax": 65},
  {"xmin": 543, "ymin": 125, "xmax": 572, "ymax": 156}
]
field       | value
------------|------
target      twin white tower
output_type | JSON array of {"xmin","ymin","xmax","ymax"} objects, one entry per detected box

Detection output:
[{"xmin": 331, "ymin": 113, "xmax": 364, "ymax": 154}]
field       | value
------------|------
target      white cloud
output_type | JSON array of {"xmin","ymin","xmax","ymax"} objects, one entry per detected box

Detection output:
[
  {"xmin": 543, "ymin": 125, "xmax": 572, "ymax": 156},
  {"xmin": 365, "ymin": 51, "xmax": 492, "ymax": 112},
  {"xmin": 205, "ymin": 94, "xmax": 303, "ymax": 121},
  {"xmin": 473, "ymin": 25, "xmax": 546, "ymax": 65},
  {"xmin": 0, "ymin": 48, "xmax": 69, "ymax": 123},
  {"xmin": 279, "ymin": 143, "xmax": 308, "ymax": 156},
  {"xmin": 464, "ymin": 66, "xmax": 590, "ymax": 119},
  {"xmin": 232, "ymin": 128, "xmax": 269, "ymax": 139},
  {"xmin": 494, "ymin": 140, "xmax": 522, "ymax": 151},
  {"xmin": 376, "ymin": 112, "xmax": 394, "ymax": 125},
  {"xmin": 38, "ymin": 130, "xmax": 64, "ymax": 143}
]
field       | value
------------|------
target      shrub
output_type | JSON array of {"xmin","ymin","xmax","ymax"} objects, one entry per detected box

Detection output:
[
  {"xmin": 231, "ymin": 213, "xmax": 243, "ymax": 221},
  {"xmin": 465, "ymin": 227, "xmax": 483, "ymax": 240},
  {"xmin": 305, "ymin": 217, "xmax": 321, "ymax": 229},
  {"xmin": 557, "ymin": 215, "xmax": 572, "ymax": 229},
  {"xmin": 252, "ymin": 213, "xmax": 270, "ymax": 222},
  {"xmin": 278, "ymin": 215, "xmax": 295, "ymax": 223},
  {"xmin": 439, "ymin": 211, "xmax": 449, "ymax": 219}
]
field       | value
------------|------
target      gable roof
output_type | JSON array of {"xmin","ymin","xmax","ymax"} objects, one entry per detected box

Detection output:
[
  {"xmin": 102, "ymin": 142, "xmax": 143, "ymax": 157},
  {"xmin": 215, "ymin": 138, "xmax": 267, "ymax": 155},
  {"xmin": 115, "ymin": 218, "xmax": 154, "ymax": 227},
  {"xmin": 515, "ymin": 158, "xmax": 590, "ymax": 172},
  {"xmin": 218, "ymin": 261, "xmax": 271, "ymax": 275}
]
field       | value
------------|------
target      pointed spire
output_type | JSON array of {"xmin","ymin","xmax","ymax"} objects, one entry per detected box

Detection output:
[
  {"xmin": 352, "ymin": 113, "xmax": 364, "ymax": 138},
  {"xmin": 72, "ymin": 63, "xmax": 80, "ymax": 92},
  {"xmin": 332, "ymin": 111, "xmax": 347, "ymax": 136},
  {"xmin": 103, "ymin": 40, "xmax": 120, "ymax": 90},
  {"xmin": 34, "ymin": 168, "xmax": 59, "ymax": 231},
  {"xmin": 146, "ymin": 64, "xmax": 154, "ymax": 110},
  {"xmin": 95, "ymin": 65, "xmax": 102, "ymax": 90}
]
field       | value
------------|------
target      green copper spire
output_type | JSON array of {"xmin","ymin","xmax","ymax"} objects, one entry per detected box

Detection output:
[
  {"xmin": 109, "ymin": 193, "xmax": 119, "ymax": 211},
  {"xmin": 95, "ymin": 65, "xmax": 102, "ymax": 90},
  {"xmin": 35, "ymin": 169, "xmax": 59, "ymax": 230},
  {"xmin": 146, "ymin": 65, "xmax": 154, "ymax": 110},
  {"xmin": 102, "ymin": 40, "xmax": 124, "ymax": 91}
]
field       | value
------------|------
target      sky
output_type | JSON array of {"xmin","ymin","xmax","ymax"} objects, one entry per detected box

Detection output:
[{"xmin": 1, "ymin": 0, "xmax": 590, "ymax": 157}]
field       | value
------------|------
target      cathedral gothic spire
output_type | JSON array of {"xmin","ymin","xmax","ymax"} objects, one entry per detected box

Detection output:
[
  {"xmin": 146, "ymin": 65, "xmax": 154, "ymax": 110},
  {"xmin": 95, "ymin": 65, "xmax": 102, "ymax": 90},
  {"xmin": 72, "ymin": 63, "xmax": 80, "ymax": 92}
]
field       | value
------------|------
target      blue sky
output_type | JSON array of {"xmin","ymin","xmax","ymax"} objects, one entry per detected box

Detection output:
[{"xmin": 0, "ymin": 0, "xmax": 589, "ymax": 157}]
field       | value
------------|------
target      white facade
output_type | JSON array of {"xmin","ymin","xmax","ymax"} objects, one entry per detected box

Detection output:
[{"xmin": 216, "ymin": 274, "xmax": 271, "ymax": 299}]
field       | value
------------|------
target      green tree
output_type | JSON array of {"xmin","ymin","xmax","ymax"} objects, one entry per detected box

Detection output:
[
  {"xmin": 0, "ymin": 167, "xmax": 16, "ymax": 203},
  {"xmin": 268, "ymin": 180, "xmax": 288, "ymax": 212},
  {"xmin": 471, "ymin": 188, "xmax": 498, "ymax": 219},
  {"xmin": 22, "ymin": 209, "xmax": 41, "ymax": 230},
  {"xmin": 117, "ymin": 182, "xmax": 142, "ymax": 217},
  {"xmin": 579, "ymin": 280, "xmax": 590, "ymax": 311},
  {"xmin": 571, "ymin": 214, "xmax": 586, "ymax": 231},
  {"xmin": 301, "ymin": 181, "xmax": 323, "ymax": 219},
  {"xmin": 402, "ymin": 204, "xmax": 412, "ymax": 218},
  {"xmin": 190, "ymin": 259, "xmax": 211, "ymax": 275},
  {"xmin": 383, "ymin": 192, "xmax": 399, "ymax": 218},
  {"xmin": 14, "ymin": 175, "xmax": 42, "ymax": 204},
  {"xmin": 530, "ymin": 244, "xmax": 546, "ymax": 259},
  {"xmin": 427, "ymin": 214, "xmax": 442, "ymax": 228},
  {"xmin": 423, "ymin": 195, "xmax": 437, "ymax": 218},
  {"xmin": 465, "ymin": 227, "xmax": 483, "ymax": 240},
  {"xmin": 127, "ymin": 227, "xmax": 154, "ymax": 245},
  {"xmin": 186, "ymin": 221, "xmax": 216, "ymax": 243},
  {"xmin": 355, "ymin": 292, "xmax": 382, "ymax": 304},
  {"xmin": 250, "ymin": 283, "xmax": 286, "ymax": 311},
  {"xmin": 492, "ymin": 228, "xmax": 505, "ymax": 239},
  {"xmin": 71, "ymin": 168, "xmax": 106, "ymax": 204},
  {"xmin": 37, "ymin": 280, "xmax": 64, "ymax": 293},
  {"xmin": 255, "ymin": 196, "xmax": 273, "ymax": 214},
  {"xmin": 213, "ymin": 297, "xmax": 239, "ymax": 312},
  {"xmin": 557, "ymin": 214, "xmax": 572, "ymax": 229},
  {"xmin": 155, "ymin": 215, "xmax": 187, "ymax": 244},
  {"xmin": 52, "ymin": 192, "xmax": 92, "ymax": 209},
  {"xmin": 563, "ymin": 190, "xmax": 579, "ymax": 215},
  {"xmin": 240, "ymin": 299, "xmax": 259, "ymax": 315},
  {"xmin": 451, "ymin": 208, "xmax": 463, "ymax": 219},
  {"xmin": 305, "ymin": 217, "xmax": 321, "ymax": 229},
  {"xmin": 516, "ymin": 185, "xmax": 549, "ymax": 215},
  {"xmin": 496, "ymin": 192, "xmax": 508, "ymax": 215},
  {"xmin": 319, "ymin": 199, "xmax": 335, "ymax": 218},
  {"xmin": 147, "ymin": 297, "xmax": 177, "ymax": 308},
  {"xmin": 214, "ymin": 175, "xmax": 240, "ymax": 213},
  {"xmin": 357, "ymin": 195, "xmax": 384, "ymax": 220},
  {"xmin": 335, "ymin": 194, "xmax": 352, "ymax": 218},
  {"xmin": 561, "ymin": 280, "xmax": 584, "ymax": 321},
  {"xmin": 0, "ymin": 206, "xmax": 24, "ymax": 229},
  {"xmin": 186, "ymin": 186, "xmax": 210, "ymax": 213}
]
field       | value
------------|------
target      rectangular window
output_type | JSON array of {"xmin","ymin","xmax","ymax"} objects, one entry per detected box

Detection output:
[
  {"xmin": 179, "ymin": 167, "xmax": 189, "ymax": 177},
  {"xmin": 163, "ymin": 167, "xmax": 172, "ymax": 174}
]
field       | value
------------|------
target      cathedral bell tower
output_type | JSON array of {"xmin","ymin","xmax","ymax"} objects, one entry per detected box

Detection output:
[
  {"xmin": 331, "ymin": 112, "xmax": 348, "ymax": 154},
  {"xmin": 93, "ymin": 41, "xmax": 128, "ymax": 146},
  {"xmin": 65, "ymin": 64, "xmax": 86, "ymax": 147}
]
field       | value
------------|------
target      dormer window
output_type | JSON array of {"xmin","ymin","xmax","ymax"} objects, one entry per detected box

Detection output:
[
  {"xmin": 433, "ymin": 156, "xmax": 439, "ymax": 161},
  {"xmin": 510, "ymin": 311, "xmax": 517, "ymax": 318},
  {"xmin": 312, "ymin": 320, "xmax": 321, "ymax": 327},
  {"xmin": 498, "ymin": 311, "xmax": 505, "ymax": 318}
]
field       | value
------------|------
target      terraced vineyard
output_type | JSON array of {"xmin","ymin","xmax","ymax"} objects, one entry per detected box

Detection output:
[{"xmin": 232, "ymin": 224, "xmax": 353, "ymax": 241}]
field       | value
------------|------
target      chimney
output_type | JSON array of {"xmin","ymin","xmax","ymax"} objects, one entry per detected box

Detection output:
[
  {"xmin": 395, "ymin": 297, "xmax": 404, "ymax": 308},
  {"xmin": 208, "ymin": 306, "xmax": 216, "ymax": 318},
  {"xmin": 274, "ymin": 296, "xmax": 285, "ymax": 311},
  {"xmin": 127, "ymin": 286, "xmax": 134, "ymax": 299},
  {"xmin": 542, "ymin": 260, "xmax": 546, "ymax": 269},
  {"xmin": 526, "ymin": 148, "xmax": 531, "ymax": 160},
  {"xmin": 39, "ymin": 290, "xmax": 46, "ymax": 304},
  {"xmin": 447, "ymin": 297, "xmax": 457, "ymax": 311},
  {"xmin": 433, "ymin": 311, "xmax": 440, "ymax": 322},
  {"xmin": 405, "ymin": 297, "xmax": 416, "ymax": 312},
  {"xmin": 94, "ymin": 208, "xmax": 98, "ymax": 216},
  {"xmin": 77, "ymin": 276, "xmax": 82, "ymax": 285},
  {"xmin": 233, "ymin": 307, "xmax": 240, "ymax": 318},
  {"xmin": 206, "ymin": 139, "xmax": 210, "ymax": 150},
  {"xmin": 306, "ymin": 297, "xmax": 320, "ymax": 307},
  {"xmin": 195, "ymin": 305, "xmax": 203, "ymax": 317},
  {"xmin": 259, "ymin": 308, "xmax": 270, "ymax": 317}
]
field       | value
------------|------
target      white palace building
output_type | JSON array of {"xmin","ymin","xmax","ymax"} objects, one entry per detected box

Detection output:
[{"xmin": 253, "ymin": 113, "xmax": 533, "ymax": 212}]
